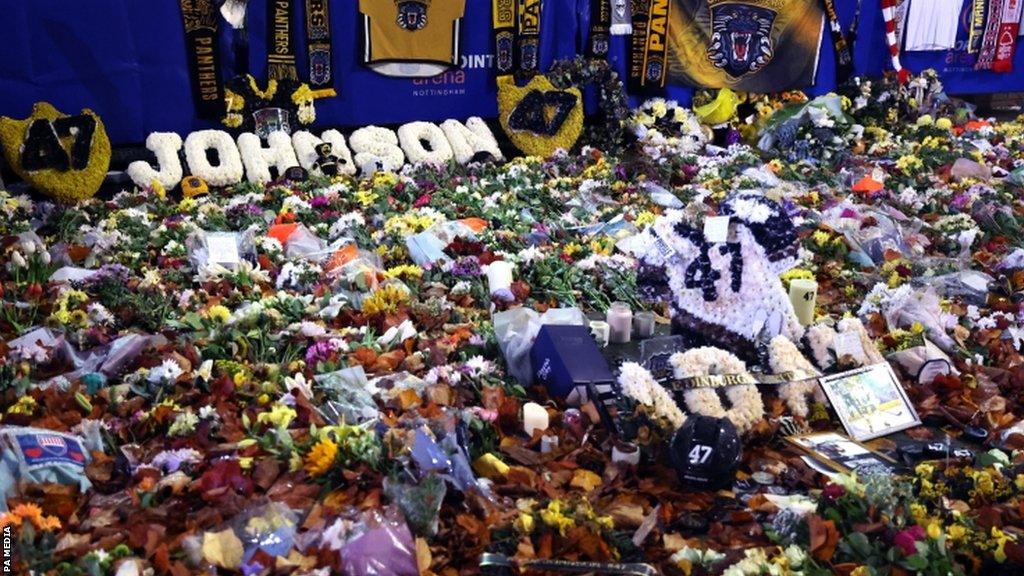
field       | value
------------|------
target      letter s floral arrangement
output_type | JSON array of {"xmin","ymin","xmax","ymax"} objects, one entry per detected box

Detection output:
[{"xmin": 4, "ymin": 69, "xmax": 1024, "ymax": 574}]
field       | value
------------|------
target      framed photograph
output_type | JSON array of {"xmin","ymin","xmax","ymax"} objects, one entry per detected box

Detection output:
[
  {"xmin": 787, "ymin": 431, "xmax": 899, "ymax": 476},
  {"xmin": 818, "ymin": 363, "xmax": 921, "ymax": 441}
]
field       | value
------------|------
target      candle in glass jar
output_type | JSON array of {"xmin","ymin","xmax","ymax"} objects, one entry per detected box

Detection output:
[
  {"xmin": 607, "ymin": 302, "xmax": 633, "ymax": 344},
  {"xmin": 589, "ymin": 320, "xmax": 610, "ymax": 347},
  {"xmin": 789, "ymin": 279, "xmax": 818, "ymax": 326},
  {"xmin": 485, "ymin": 260, "xmax": 514, "ymax": 294},
  {"xmin": 633, "ymin": 311, "xmax": 656, "ymax": 339},
  {"xmin": 522, "ymin": 402, "xmax": 549, "ymax": 436}
]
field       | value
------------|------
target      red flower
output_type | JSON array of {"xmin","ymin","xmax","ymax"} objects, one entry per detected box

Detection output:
[
  {"xmin": 893, "ymin": 525, "xmax": 926, "ymax": 556},
  {"xmin": 822, "ymin": 482, "xmax": 846, "ymax": 501}
]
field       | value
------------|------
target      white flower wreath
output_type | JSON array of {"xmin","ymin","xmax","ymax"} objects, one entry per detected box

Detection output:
[
  {"xmin": 618, "ymin": 362, "xmax": 687, "ymax": 430},
  {"xmin": 669, "ymin": 347, "xmax": 764, "ymax": 433},
  {"xmin": 397, "ymin": 121, "xmax": 454, "ymax": 165},
  {"xmin": 767, "ymin": 336, "xmax": 825, "ymax": 418}
]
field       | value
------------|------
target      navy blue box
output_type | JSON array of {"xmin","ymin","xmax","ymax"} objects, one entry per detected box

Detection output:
[{"xmin": 530, "ymin": 324, "xmax": 615, "ymax": 401}]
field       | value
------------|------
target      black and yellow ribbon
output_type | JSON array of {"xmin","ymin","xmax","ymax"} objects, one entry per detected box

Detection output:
[{"xmin": 667, "ymin": 370, "xmax": 820, "ymax": 390}]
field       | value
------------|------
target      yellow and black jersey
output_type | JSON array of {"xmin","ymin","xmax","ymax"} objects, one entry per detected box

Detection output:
[{"xmin": 359, "ymin": 0, "xmax": 467, "ymax": 78}]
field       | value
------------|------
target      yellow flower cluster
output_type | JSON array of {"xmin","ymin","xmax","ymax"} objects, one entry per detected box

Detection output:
[
  {"xmin": 206, "ymin": 305, "xmax": 231, "ymax": 324},
  {"xmin": 780, "ymin": 268, "xmax": 815, "ymax": 289},
  {"xmin": 48, "ymin": 289, "xmax": 90, "ymax": 327},
  {"xmin": 896, "ymin": 154, "xmax": 924, "ymax": 175},
  {"xmin": 383, "ymin": 212, "xmax": 439, "ymax": 238},
  {"xmin": 634, "ymin": 211, "xmax": 657, "ymax": 229},
  {"xmin": 384, "ymin": 264, "xmax": 423, "ymax": 280},
  {"xmin": 304, "ymin": 437, "xmax": 339, "ymax": 476},
  {"xmin": 5, "ymin": 395, "xmax": 37, "ymax": 416},
  {"xmin": 538, "ymin": 500, "xmax": 576, "ymax": 535},
  {"xmin": 362, "ymin": 283, "xmax": 411, "ymax": 316},
  {"xmin": 0, "ymin": 503, "xmax": 61, "ymax": 532},
  {"xmin": 257, "ymin": 403, "xmax": 297, "ymax": 429}
]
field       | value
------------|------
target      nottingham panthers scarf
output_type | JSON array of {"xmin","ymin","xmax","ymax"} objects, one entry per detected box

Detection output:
[
  {"xmin": 664, "ymin": 0, "xmax": 825, "ymax": 92},
  {"xmin": 517, "ymin": 0, "xmax": 542, "ymax": 75},
  {"xmin": 821, "ymin": 0, "xmax": 853, "ymax": 83},
  {"xmin": 267, "ymin": 0, "xmax": 298, "ymax": 80},
  {"xmin": 305, "ymin": 0, "xmax": 334, "ymax": 89},
  {"xmin": 589, "ymin": 0, "xmax": 611, "ymax": 58},
  {"xmin": 629, "ymin": 0, "xmax": 671, "ymax": 93},
  {"xmin": 179, "ymin": 0, "xmax": 225, "ymax": 119},
  {"xmin": 493, "ymin": 0, "xmax": 516, "ymax": 75}
]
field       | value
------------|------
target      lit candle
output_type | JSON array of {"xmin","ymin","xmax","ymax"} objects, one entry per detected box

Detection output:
[
  {"xmin": 485, "ymin": 260, "xmax": 514, "ymax": 294},
  {"xmin": 589, "ymin": 320, "xmax": 610, "ymax": 347},
  {"xmin": 788, "ymin": 279, "xmax": 818, "ymax": 326},
  {"xmin": 633, "ymin": 311, "xmax": 656, "ymax": 339},
  {"xmin": 523, "ymin": 402, "xmax": 549, "ymax": 436},
  {"xmin": 607, "ymin": 302, "xmax": 633, "ymax": 344}
]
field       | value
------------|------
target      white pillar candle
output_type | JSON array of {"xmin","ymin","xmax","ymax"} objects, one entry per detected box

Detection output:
[
  {"xmin": 611, "ymin": 442, "xmax": 641, "ymax": 466},
  {"xmin": 485, "ymin": 260, "xmax": 514, "ymax": 294},
  {"xmin": 633, "ymin": 311, "xmax": 656, "ymax": 339},
  {"xmin": 523, "ymin": 402, "xmax": 549, "ymax": 436},
  {"xmin": 607, "ymin": 302, "xmax": 633, "ymax": 344},
  {"xmin": 789, "ymin": 279, "xmax": 818, "ymax": 326},
  {"xmin": 589, "ymin": 320, "xmax": 610, "ymax": 347}
]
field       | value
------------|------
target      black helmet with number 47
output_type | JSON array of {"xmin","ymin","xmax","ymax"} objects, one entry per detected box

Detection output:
[{"xmin": 669, "ymin": 414, "xmax": 742, "ymax": 489}]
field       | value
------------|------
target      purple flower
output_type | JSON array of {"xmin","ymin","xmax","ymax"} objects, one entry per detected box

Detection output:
[
  {"xmin": 305, "ymin": 340, "xmax": 338, "ymax": 366},
  {"xmin": 951, "ymin": 193, "xmax": 971, "ymax": 210},
  {"xmin": 309, "ymin": 195, "xmax": 331, "ymax": 209},
  {"xmin": 451, "ymin": 256, "xmax": 481, "ymax": 277}
]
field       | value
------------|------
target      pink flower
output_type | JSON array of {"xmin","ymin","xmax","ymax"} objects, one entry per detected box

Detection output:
[{"xmin": 893, "ymin": 525, "xmax": 926, "ymax": 556}]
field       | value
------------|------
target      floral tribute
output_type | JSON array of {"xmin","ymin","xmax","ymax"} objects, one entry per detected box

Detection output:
[{"xmin": 3, "ymin": 70, "xmax": 1024, "ymax": 575}]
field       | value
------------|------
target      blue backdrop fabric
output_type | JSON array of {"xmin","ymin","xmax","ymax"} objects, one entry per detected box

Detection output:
[{"xmin": 0, "ymin": 0, "xmax": 1021, "ymax": 146}]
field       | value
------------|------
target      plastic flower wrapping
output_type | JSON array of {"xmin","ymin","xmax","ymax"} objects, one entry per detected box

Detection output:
[{"xmin": 5, "ymin": 70, "xmax": 1024, "ymax": 574}]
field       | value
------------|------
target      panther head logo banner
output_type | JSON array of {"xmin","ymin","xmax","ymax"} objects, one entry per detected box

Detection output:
[
  {"xmin": 707, "ymin": 3, "xmax": 776, "ymax": 78},
  {"xmin": 395, "ymin": 0, "xmax": 429, "ymax": 30}
]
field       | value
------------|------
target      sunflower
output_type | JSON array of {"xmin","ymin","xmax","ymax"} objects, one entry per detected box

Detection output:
[{"xmin": 304, "ymin": 438, "xmax": 339, "ymax": 477}]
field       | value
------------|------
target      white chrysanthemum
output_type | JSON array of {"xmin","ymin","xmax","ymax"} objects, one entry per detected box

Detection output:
[{"xmin": 618, "ymin": 362, "xmax": 686, "ymax": 429}]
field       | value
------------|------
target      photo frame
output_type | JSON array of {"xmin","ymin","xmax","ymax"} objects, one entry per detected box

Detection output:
[
  {"xmin": 787, "ymin": 431, "xmax": 899, "ymax": 476},
  {"xmin": 818, "ymin": 363, "xmax": 921, "ymax": 441}
]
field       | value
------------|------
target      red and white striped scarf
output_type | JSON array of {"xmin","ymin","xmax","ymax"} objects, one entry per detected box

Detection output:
[{"xmin": 880, "ymin": 0, "xmax": 911, "ymax": 83}]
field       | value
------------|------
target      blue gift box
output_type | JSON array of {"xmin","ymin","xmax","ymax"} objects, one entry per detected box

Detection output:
[{"xmin": 530, "ymin": 324, "xmax": 615, "ymax": 400}]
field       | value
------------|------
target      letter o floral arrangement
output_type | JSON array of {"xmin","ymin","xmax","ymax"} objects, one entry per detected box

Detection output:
[
  {"xmin": 184, "ymin": 130, "xmax": 245, "ymax": 187},
  {"xmin": 397, "ymin": 122, "xmax": 454, "ymax": 165},
  {"xmin": 669, "ymin": 347, "xmax": 764, "ymax": 434}
]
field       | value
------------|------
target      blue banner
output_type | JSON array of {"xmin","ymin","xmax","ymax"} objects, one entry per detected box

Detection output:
[{"xmin": 0, "ymin": 0, "xmax": 1020, "ymax": 146}]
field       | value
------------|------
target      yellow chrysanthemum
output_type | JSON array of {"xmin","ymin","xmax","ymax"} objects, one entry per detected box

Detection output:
[
  {"xmin": 304, "ymin": 438, "xmax": 339, "ymax": 476},
  {"xmin": 362, "ymin": 284, "xmax": 411, "ymax": 316},
  {"xmin": 207, "ymin": 305, "xmax": 231, "ymax": 324}
]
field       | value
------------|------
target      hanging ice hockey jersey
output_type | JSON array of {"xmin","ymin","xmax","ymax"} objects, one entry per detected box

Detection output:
[{"xmin": 359, "ymin": 0, "xmax": 466, "ymax": 78}]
